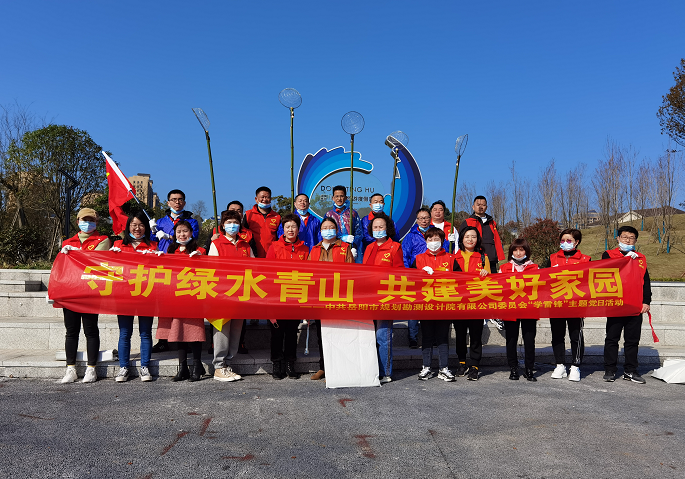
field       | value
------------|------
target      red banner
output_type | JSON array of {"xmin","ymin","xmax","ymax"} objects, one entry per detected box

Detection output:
[{"xmin": 48, "ymin": 251, "xmax": 644, "ymax": 320}]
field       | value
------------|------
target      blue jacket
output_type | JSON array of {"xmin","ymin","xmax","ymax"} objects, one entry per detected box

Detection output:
[
  {"xmin": 325, "ymin": 206, "xmax": 363, "ymax": 263},
  {"xmin": 277, "ymin": 213, "xmax": 322, "ymax": 251},
  {"xmin": 402, "ymin": 224, "xmax": 450, "ymax": 268},
  {"xmin": 154, "ymin": 210, "xmax": 200, "ymax": 253},
  {"xmin": 361, "ymin": 213, "xmax": 399, "ymax": 255}
]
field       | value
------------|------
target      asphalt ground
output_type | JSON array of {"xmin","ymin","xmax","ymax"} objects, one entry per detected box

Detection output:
[{"xmin": 0, "ymin": 366, "xmax": 683, "ymax": 479}]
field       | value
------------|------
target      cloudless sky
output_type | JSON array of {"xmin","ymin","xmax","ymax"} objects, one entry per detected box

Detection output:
[{"xmin": 2, "ymin": 1, "xmax": 684, "ymax": 216}]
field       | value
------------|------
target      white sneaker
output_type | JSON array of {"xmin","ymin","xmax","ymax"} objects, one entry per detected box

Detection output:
[
  {"xmin": 568, "ymin": 365, "xmax": 581, "ymax": 382},
  {"xmin": 437, "ymin": 367, "xmax": 456, "ymax": 382},
  {"xmin": 380, "ymin": 376, "xmax": 392, "ymax": 384},
  {"xmin": 418, "ymin": 366, "xmax": 433, "ymax": 381},
  {"xmin": 60, "ymin": 367, "xmax": 78, "ymax": 384},
  {"xmin": 139, "ymin": 366, "xmax": 152, "ymax": 382},
  {"xmin": 551, "ymin": 364, "xmax": 567, "ymax": 379},
  {"xmin": 82, "ymin": 367, "xmax": 97, "ymax": 383},
  {"xmin": 115, "ymin": 367, "xmax": 129, "ymax": 383}
]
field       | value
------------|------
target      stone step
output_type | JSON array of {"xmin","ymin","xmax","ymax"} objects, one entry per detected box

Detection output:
[
  {"xmin": 2, "ymin": 344, "xmax": 684, "ymax": 379},
  {"xmin": 0, "ymin": 280, "xmax": 42, "ymax": 293},
  {"xmin": 0, "ymin": 269, "xmax": 51, "ymax": 287}
]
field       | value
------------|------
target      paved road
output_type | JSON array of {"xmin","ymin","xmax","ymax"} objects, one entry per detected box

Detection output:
[{"xmin": 0, "ymin": 366, "xmax": 683, "ymax": 479}]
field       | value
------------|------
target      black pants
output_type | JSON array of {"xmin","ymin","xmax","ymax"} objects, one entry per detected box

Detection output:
[
  {"xmin": 63, "ymin": 308, "xmax": 100, "ymax": 366},
  {"xmin": 550, "ymin": 318, "xmax": 584, "ymax": 366},
  {"xmin": 604, "ymin": 315, "xmax": 642, "ymax": 374},
  {"xmin": 453, "ymin": 320, "xmax": 484, "ymax": 366},
  {"xmin": 239, "ymin": 319, "xmax": 247, "ymax": 345},
  {"xmin": 176, "ymin": 342, "xmax": 202, "ymax": 363},
  {"xmin": 269, "ymin": 320, "xmax": 299, "ymax": 362},
  {"xmin": 505, "ymin": 319, "xmax": 536, "ymax": 370},
  {"xmin": 312, "ymin": 320, "xmax": 325, "ymax": 370}
]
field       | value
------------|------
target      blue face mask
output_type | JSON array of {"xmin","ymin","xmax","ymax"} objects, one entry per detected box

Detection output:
[
  {"xmin": 333, "ymin": 199, "xmax": 349, "ymax": 209},
  {"xmin": 373, "ymin": 230, "xmax": 387, "ymax": 239},
  {"xmin": 170, "ymin": 207, "xmax": 184, "ymax": 214},
  {"xmin": 418, "ymin": 225, "xmax": 428, "ymax": 232},
  {"xmin": 224, "ymin": 223, "xmax": 240, "ymax": 235},
  {"xmin": 560, "ymin": 242, "xmax": 575, "ymax": 252},
  {"xmin": 258, "ymin": 202, "xmax": 271, "ymax": 210},
  {"xmin": 371, "ymin": 203, "xmax": 384, "ymax": 213},
  {"xmin": 297, "ymin": 208, "xmax": 308, "ymax": 216},
  {"xmin": 618, "ymin": 242, "xmax": 635, "ymax": 252},
  {"xmin": 78, "ymin": 221, "xmax": 96, "ymax": 233},
  {"xmin": 176, "ymin": 238, "xmax": 191, "ymax": 245},
  {"xmin": 321, "ymin": 228, "xmax": 337, "ymax": 240},
  {"xmin": 129, "ymin": 232, "xmax": 144, "ymax": 240}
]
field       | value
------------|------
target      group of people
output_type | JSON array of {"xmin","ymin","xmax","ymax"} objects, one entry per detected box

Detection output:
[{"xmin": 57, "ymin": 186, "xmax": 652, "ymax": 386}]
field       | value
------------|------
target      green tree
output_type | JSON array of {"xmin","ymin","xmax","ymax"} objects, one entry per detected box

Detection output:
[
  {"xmin": 272, "ymin": 195, "xmax": 293, "ymax": 216},
  {"xmin": 520, "ymin": 218, "xmax": 560, "ymax": 266},
  {"xmin": 657, "ymin": 58, "xmax": 685, "ymax": 147}
]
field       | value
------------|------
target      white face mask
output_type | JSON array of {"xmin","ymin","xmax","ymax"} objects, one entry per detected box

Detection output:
[{"xmin": 426, "ymin": 241, "xmax": 441, "ymax": 252}]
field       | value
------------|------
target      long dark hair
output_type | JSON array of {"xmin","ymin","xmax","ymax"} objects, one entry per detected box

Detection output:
[
  {"xmin": 122, "ymin": 210, "xmax": 152, "ymax": 246},
  {"xmin": 167, "ymin": 220, "xmax": 199, "ymax": 254},
  {"xmin": 458, "ymin": 226, "xmax": 483, "ymax": 253}
]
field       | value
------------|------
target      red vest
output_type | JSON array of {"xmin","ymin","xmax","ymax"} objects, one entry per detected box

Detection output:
[
  {"xmin": 112, "ymin": 239, "xmax": 158, "ymax": 253},
  {"xmin": 245, "ymin": 205, "xmax": 281, "ymax": 258},
  {"xmin": 499, "ymin": 262, "xmax": 539, "ymax": 273},
  {"xmin": 212, "ymin": 226, "xmax": 253, "ymax": 244},
  {"xmin": 62, "ymin": 233, "xmax": 109, "ymax": 251},
  {"xmin": 363, "ymin": 239, "xmax": 403, "ymax": 267},
  {"xmin": 171, "ymin": 246, "xmax": 206, "ymax": 255},
  {"xmin": 415, "ymin": 249, "xmax": 455, "ymax": 271},
  {"xmin": 550, "ymin": 249, "xmax": 591, "ymax": 267},
  {"xmin": 464, "ymin": 217, "xmax": 505, "ymax": 261},
  {"xmin": 267, "ymin": 236, "xmax": 309, "ymax": 261},
  {"xmin": 453, "ymin": 250, "xmax": 486, "ymax": 273},
  {"xmin": 606, "ymin": 248, "xmax": 647, "ymax": 270},
  {"xmin": 309, "ymin": 242, "xmax": 350, "ymax": 262},
  {"xmin": 211, "ymin": 235, "xmax": 251, "ymax": 257},
  {"xmin": 430, "ymin": 220, "xmax": 452, "ymax": 236}
]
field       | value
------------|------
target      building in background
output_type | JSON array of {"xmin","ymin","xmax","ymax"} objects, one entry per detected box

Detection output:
[{"xmin": 128, "ymin": 173, "xmax": 159, "ymax": 208}]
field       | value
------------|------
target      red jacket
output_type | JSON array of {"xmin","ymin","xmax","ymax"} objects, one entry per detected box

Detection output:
[
  {"xmin": 453, "ymin": 250, "xmax": 488, "ymax": 273},
  {"xmin": 112, "ymin": 239, "xmax": 158, "ymax": 253},
  {"xmin": 266, "ymin": 236, "xmax": 309, "ymax": 261},
  {"xmin": 464, "ymin": 217, "xmax": 505, "ymax": 261},
  {"xmin": 212, "ymin": 226, "xmax": 253, "ymax": 244},
  {"xmin": 363, "ymin": 239, "xmax": 404, "ymax": 267},
  {"xmin": 550, "ymin": 249, "xmax": 591, "ymax": 267},
  {"xmin": 62, "ymin": 232, "xmax": 109, "ymax": 251},
  {"xmin": 499, "ymin": 262, "xmax": 539, "ymax": 273},
  {"xmin": 245, "ymin": 205, "xmax": 281, "ymax": 258},
  {"xmin": 414, "ymin": 249, "xmax": 455, "ymax": 271},
  {"xmin": 211, "ymin": 235, "xmax": 252, "ymax": 257},
  {"xmin": 309, "ymin": 241, "xmax": 352, "ymax": 263}
]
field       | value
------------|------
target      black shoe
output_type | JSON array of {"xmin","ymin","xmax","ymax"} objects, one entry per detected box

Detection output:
[
  {"xmin": 454, "ymin": 363, "xmax": 467, "ymax": 376},
  {"xmin": 286, "ymin": 361, "xmax": 300, "ymax": 379},
  {"xmin": 172, "ymin": 362, "xmax": 190, "ymax": 382},
  {"xmin": 623, "ymin": 372, "xmax": 646, "ymax": 384},
  {"xmin": 509, "ymin": 367, "xmax": 520, "ymax": 380},
  {"xmin": 603, "ymin": 370, "xmax": 616, "ymax": 382},
  {"xmin": 188, "ymin": 360, "xmax": 206, "ymax": 382},
  {"xmin": 466, "ymin": 366, "xmax": 479, "ymax": 381},
  {"xmin": 152, "ymin": 339, "xmax": 169, "ymax": 353},
  {"xmin": 409, "ymin": 339, "xmax": 418, "ymax": 349},
  {"xmin": 523, "ymin": 368, "xmax": 537, "ymax": 382},
  {"xmin": 271, "ymin": 361, "xmax": 285, "ymax": 380},
  {"xmin": 238, "ymin": 342, "xmax": 249, "ymax": 354}
]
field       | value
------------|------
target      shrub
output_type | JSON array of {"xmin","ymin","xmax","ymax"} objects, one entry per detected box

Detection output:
[
  {"xmin": 520, "ymin": 218, "xmax": 560, "ymax": 266},
  {"xmin": 0, "ymin": 225, "xmax": 47, "ymax": 265}
]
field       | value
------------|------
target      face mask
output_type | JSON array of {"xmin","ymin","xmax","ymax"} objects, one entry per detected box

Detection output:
[
  {"xmin": 296, "ymin": 208, "xmax": 308, "ymax": 216},
  {"xmin": 224, "ymin": 223, "xmax": 240, "ymax": 235},
  {"xmin": 418, "ymin": 225, "xmax": 428, "ymax": 232},
  {"xmin": 176, "ymin": 238, "xmax": 191, "ymax": 245},
  {"xmin": 371, "ymin": 203, "xmax": 384, "ymax": 213},
  {"xmin": 334, "ymin": 199, "xmax": 349, "ymax": 209},
  {"xmin": 426, "ymin": 241, "xmax": 441, "ymax": 252},
  {"xmin": 321, "ymin": 229, "xmax": 337, "ymax": 240},
  {"xmin": 560, "ymin": 242, "xmax": 575, "ymax": 252},
  {"xmin": 373, "ymin": 230, "xmax": 386, "ymax": 239},
  {"xmin": 618, "ymin": 241, "xmax": 635, "ymax": 252},
  {"xmin": 129, "ymin": 232, "xmax": 144, "ymax": 240},
  {"xmin": 170, "ymin": 207, "xmax": 184, "ymax": 214},
  {"xmin": 78, "ymin": 221, "xmax": 96, "ymax": 233},
  {"xmin": 513, "ymin": 256, "xmax": 527, "ymax": 265},
  {"xmin": 257, "ymin": 202, "xmax": 271, "ymax": 210}
]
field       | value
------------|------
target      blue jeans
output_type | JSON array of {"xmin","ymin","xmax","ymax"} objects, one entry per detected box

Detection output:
[
  {"xmin": 408, "ymin": 320, "xmax": 419, "ymax": 342},
  {"xmin": 118, "ymin": 316, "xmax": 153, "ymax": 368},
  {"xmin": 376, "ymin": 320, "xmax": 394, "ymax": 378}
]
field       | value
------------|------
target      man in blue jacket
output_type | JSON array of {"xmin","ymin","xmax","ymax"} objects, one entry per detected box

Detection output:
[
  {"xmin": 150, "ymin": 189, "xmax": 200, "ymax": 253},
  {"xmin": 277, "ymin": 194, "xmax": 321, "ymax": 251},
  {"xmin": 361, "ymin": 193, "xmax": 399, "ymax": 257},
  {"xmin": 325, "ymin": 186, "xmax": 363, "ymax": 263},
  {"xmin": 402, "ymin": 207, "xmax": 449, "ymax": 348}
]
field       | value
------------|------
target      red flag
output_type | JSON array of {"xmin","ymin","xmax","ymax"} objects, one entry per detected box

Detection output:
[{"xmin": 103, "ymin": 151, "xmax": 136, "ymax": 234}]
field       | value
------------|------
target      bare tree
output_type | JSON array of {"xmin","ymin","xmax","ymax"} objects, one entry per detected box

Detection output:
[
  {"xmin": 191, "ymin": 200, "xmax": 207, "ymax": 221},
  {"xmin": 537, "ymin": 159, "xmax": 559, "ymax": 220},
  {"xmin": 592, "ymin": 141, "xmax": 625, "ymax": 248},
  {"xmin": 653, "ymin": 148, "xmax": 683, "ymax": 254},
  {"xmin": 634, "ymin": 158, "xmax": 652, "ymax": 231},
  {"xmin": 509, "ymin": 161, "xmax": 534, "ymax": 229},
  {"xmin": 559, "ymin": 163, "xmax": 586, "ymax": 228},
  {"xmin": 485, "ymin": 180, "xmax": 508, "ymax": 227},
  {"xmin": 456, "ymin": 183, "xmax": 476, "ymax": 216}
]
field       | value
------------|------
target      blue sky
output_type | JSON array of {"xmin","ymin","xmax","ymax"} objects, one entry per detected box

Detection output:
[{"xmin": 2, "ymin": 1, "xmax": 684, "ymax": 216}]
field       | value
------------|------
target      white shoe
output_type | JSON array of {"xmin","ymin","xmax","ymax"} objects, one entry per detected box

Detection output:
[
  {"xmin": 380, "ymin": 376, "xmax": 392, "ymax": 384},
  {"xmin": 82, "ymin": 367, "xmax": 97, "ymax": 383},
  {"xmin": 418, "ymin": 366, "xmax": 433, "ymax": 381},
  {"xmin": 568, "ymin": 365, "xmax": 581, "ymax": 382},
  {"xmin": 551, "ymin": 364, "xmax": 567, "ymax": 379},
  {"xmin": 214, "ymin": 366, "xmax": 242, "ymax": 382},
  {"xmin": 139, "ymin": 366, "xmax": 153, "ymax": 382},
  {"xmin": 60, "ymin": 367, "xmax": 78, "ymax": 384},
  {"xmin": 115, "ymin": 367, "xmax": 129, "ymax": 383}
]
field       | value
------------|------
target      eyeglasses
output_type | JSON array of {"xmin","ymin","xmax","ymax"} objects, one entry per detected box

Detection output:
[
  {"xmin": 168, "ymin": 198, "xmax": 185, "ymax": 203},
  {"xmin": 619, "ymin": 235, "xmax": 637, "ymax": 242},
  {"xmin": 561, "ymin": 239, "xmax": 575, "ymax": 244}
]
